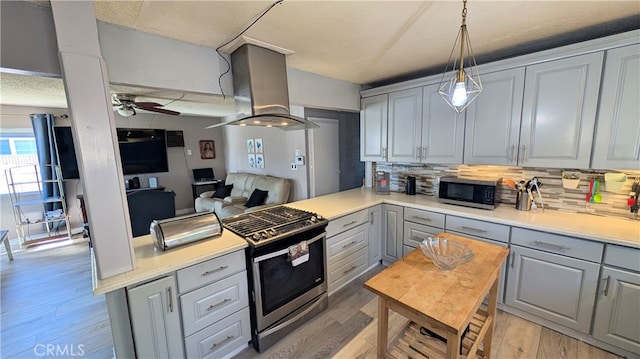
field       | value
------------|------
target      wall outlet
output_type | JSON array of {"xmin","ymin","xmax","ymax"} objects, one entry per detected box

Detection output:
[
  {"xmin": 294, "ymin": 156, "xmax": 305, "ymax": 165},
  {"xmin": 187, "ymin": 149, "xmax": 192, "ymax": 156},
  {"xmin": 290, "ymin": 163, "xmax": 298, "ymax": 170}
]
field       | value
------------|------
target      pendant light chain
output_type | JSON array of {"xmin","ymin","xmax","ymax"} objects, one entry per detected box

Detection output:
[
  {"xmin": 457, "ymin": 0, "xmax": 468, "ymax": 82},
  {"xmin": 461, "ymin": 0, "xmax": 468, "ymax": 26}
]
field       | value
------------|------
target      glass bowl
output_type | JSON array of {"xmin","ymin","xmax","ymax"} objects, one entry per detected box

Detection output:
[{"xmin": 420, "ymin": 237, "xmax": 474, "ymax": 270}]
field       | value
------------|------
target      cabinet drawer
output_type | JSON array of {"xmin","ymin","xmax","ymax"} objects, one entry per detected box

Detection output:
[
  {"xmin": 326, "ymin": 209, "xmax": 369, "ymax": 238},
  {"xmin": 328, "ymin": 246, "xmax": 368, "ymax": 294},
  {"xmin": 177, "ymin": 250, "xmax": 245, "ymax": 293},
  {"xmin": 446, "ymin": 216, "xmax": 509, "ymax": 243},
  {"xmin": 184, "ymin": 307, "xmax": 251, "ymax": 359},
  {"xmin": 404, "ymin": 208, "xmax": 445, "ymax": 228},
  {"xmin": 511, "ymin": 227, "xmax": 603, "ymax": 262},
  {"xmin": 604, "ymin": 245, "xmax": 640, "ymax": 272},
  {"xmin": 180, "ymin": 271, "xmax": 249, "ymax": 337},
  {"xmin": 403, "ymin": 221, "xmax": 442, "ymax": 248},
  {"xmin": 327, "ymin": 224, "xmax": 367, "ymax": 266}
]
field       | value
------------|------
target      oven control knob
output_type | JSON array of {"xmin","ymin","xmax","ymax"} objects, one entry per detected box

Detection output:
[
  {"xmin": 310, "ymin": 216, "xmax": 317, "ymax": 223},
  {"xmin": 260, "ymin": 231, "xmax": 270, "ymax": 239},
  {"xmin": 268, "ymin": 229, "xmax": 277, "ymax": 236},
  {"xmin": 252, "ymin": 233, "xmax": 261, "ymax": 241}
]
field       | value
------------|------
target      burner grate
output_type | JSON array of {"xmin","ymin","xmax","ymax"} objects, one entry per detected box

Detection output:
[{"xmin": 221, "ymin": 206, "xmax": 317, "ymax": 238}]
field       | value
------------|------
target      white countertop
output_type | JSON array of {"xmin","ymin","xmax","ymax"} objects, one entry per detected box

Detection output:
[
  {"xmin": 93, "ymin": 187, "xmax": 639, "ymax": 295},
  {"xmin": 289, "ymin": 188, "xmax": 640, "ymax": 249},
  {"xmin": 92, "ymin": 231, "xmax": 247, "ymax": 295}
]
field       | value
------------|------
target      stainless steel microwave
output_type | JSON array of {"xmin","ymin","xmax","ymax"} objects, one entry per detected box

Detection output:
[{"xmin": 438, "ymin": 177, "xmax": 501, "ymax": 210}]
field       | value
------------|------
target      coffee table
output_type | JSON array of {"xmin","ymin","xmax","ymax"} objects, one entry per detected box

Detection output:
[{"xmin": 364, "ymin": 232, "xmax": 508, "ymax": 359}]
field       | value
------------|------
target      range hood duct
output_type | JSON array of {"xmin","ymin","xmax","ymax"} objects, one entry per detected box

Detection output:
[{"xmin": 208, "ymin": 44, "xmax": 319, "ymax": 131}]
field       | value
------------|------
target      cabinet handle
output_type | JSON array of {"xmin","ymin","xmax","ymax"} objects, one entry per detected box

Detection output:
[
  {"xmin": 343, "ymin": 220, "xmax": 358, "ymax": 228},
  {"xmin": 370, "ymin": 213, "xmax": 374, "ymax": 224},
  {"xmin": 210, "ymin": 335, "xmax": 235, "ymax": 352},
  {"xmin": 460, "ymin": 226, "xmax": 487, "ymax": 234},
  {"xmin": 167, "ymin": 287, "xmax": 173, "ymax": 313},
  {"xmin": 382, "ymin": 147, "xmax": 387, "ymax": 159},
  {"xmin": 201, "ymin": 266, "xmax": 228, "ymax": 277},
  {"xmin": 533, "ymin": 241, "xmax": 570, "ymax": 251},
  {"xmin": 423, "ymin": 146, "xmax": 428, "ymax": 157},
  {"xmin": 343, "ymin": 265, "xmax": 358, "ymax": 275},
  {"xmin": 410, "ymin": 236, "xmax": 424, "ymax": 242},
  {"xmin": 416, "ymin": 146, "xmax": 421, "ymax": 160},
  {"xmin": 207, "ymin": 298, "xmax": 232, "ymax": 311},
  {"xmin": 510, "ymin": 252, "xmax": 515, "ymax": 269},
  {"xmin": 603, "ymin": 275, "xmax": 611, "ymax": 297},
  {"xmin": 412, "ymin": 215, "xmax": 432, "ymax": 222},
  {"xmin": 342, "ymin": 240, "xmax": 358, "ymax": 249}
]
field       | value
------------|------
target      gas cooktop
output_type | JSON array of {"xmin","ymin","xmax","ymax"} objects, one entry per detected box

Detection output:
[{"xmin": 221, "ymin": 206, "xmax": 328, "ymax": 246}]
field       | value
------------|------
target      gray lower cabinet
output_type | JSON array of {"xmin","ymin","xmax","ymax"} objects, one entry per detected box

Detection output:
[
  {"xmin": 128, "ymin": 275, "xmax": 185, "ymax": 359},
  {"xmin": 402, "ymin": 207, "xmax": 445, "ymax": 257},
  {"xmin": 382, "ymin": 204, "xmax": 403, "ymax": 264},
  {"xmin": 505, "ymin": 245, "xmax": 600, "ymax": 333},
  {"xmin": 368, "ymin": 205, "xmax": 382, "ymax": 266},
  {"xmin": 592, "ymin": 244, "xmax": 640, "ymax": 354}
]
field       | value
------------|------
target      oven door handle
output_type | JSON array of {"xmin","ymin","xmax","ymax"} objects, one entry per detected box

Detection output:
[{"xmin": 253, "ymin": 232, "xmax": 326, "ymax": 263}]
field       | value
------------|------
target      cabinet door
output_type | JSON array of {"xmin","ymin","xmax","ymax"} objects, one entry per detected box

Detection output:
[
  {"xmin": 128, "ymin": 276, "xmax": 184, "ymax": 359},
  {"xmin": 360, "ymin": 94, "xmax": 388, "ymax": 161},
  {"xmin": 519, "ymin": 52, "xmax": 603, "ymax": 168},
  {"xmin": 505, "ymin": 245, "xmax": 599, "ymax": 333},
  {"xmin": 388, "ymin": 88, "xmax": 423, "ymax": 162},
  {"xmin": 368, "ymin": 205, "xmax": 382, "ymax": 266},
  {"xmin": 382, "ymin": 204, "xmax": 403, "ymax": 264},
  {"xmin": 464, "ymin": 68, "xmax": 525, "ymax": 165},
  {"xmin": 421, "ymin": 83, "xmax": 465, "ymax": 164},
  {"xmin": 592, "ymin": 44, "xmax": 640, "ymax": 170},
  {"xmin": 592, "ymin": 267, "xmax": 640, "ymax": 354}
]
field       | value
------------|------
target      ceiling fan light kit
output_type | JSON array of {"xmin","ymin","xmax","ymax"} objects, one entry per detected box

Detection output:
[{"xmin": 438, "ymin": 0, "xmax": 483, "ymax": 114}]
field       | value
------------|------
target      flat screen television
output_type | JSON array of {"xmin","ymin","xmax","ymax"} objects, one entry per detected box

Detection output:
[{"xmin": 53, "ymin": 127, "xmax": 169, "ymax": 179}]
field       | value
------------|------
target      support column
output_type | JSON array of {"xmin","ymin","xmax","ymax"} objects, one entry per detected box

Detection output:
[{"xmin": 50, "ymin": 1, "xmax": 134, "ymax": 278}]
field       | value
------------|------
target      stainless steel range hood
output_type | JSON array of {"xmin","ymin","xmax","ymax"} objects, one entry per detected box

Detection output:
[{"xmin": 207, "ymin": 44, "xmax": 318, "ymax": 131}]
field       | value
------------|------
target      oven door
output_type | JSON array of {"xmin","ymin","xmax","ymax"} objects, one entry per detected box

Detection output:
[{"xmin": 252, "ymin": 231, "xmax": 327, "ymax": 332}]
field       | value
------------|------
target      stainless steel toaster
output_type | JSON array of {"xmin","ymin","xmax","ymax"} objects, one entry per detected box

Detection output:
[{"xmin": 150, "ymin": 212, "xmax": 222, "ymax": 251}]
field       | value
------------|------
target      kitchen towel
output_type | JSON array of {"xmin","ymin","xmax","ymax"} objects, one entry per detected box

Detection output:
[{"xmin": 289, "ymin": 241, "xmax": 309, "ymax": 266}]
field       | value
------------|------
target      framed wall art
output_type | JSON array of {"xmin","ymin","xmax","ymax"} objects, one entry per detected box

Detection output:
[{"xmin": 199, "ymin": 140, "xmax": 215, "ymax": 159}]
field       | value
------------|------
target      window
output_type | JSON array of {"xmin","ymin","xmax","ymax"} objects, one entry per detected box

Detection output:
[{"xmin": 0, "ymin": 131, "xmax": 39, "ymax": 195}]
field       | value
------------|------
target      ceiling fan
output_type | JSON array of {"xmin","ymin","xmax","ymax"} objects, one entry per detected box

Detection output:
[{"xmin": 112, "ymin": 94, "xmax": 181, "ymax": 117}]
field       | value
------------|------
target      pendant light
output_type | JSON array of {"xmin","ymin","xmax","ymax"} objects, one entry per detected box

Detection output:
[{"xmin": 438, "ymin": 0, "xmax": 482, "ymax": 113}]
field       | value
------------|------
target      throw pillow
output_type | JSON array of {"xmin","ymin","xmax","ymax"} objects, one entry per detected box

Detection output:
[
  {"xmin": 245, "ymin": 189, "xmax": 269, "ymax": 208},
  {"xmin": 212, "ymin": 184, "xmax": 233, "ymax": 199}
]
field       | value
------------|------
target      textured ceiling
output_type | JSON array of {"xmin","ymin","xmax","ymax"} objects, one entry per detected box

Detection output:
[{"xmin": 3, "ymin": 0, "xmax": 639, "ymax": 117}]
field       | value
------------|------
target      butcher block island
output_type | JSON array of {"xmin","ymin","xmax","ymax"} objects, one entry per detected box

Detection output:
[{"xmin": 365, "ymin": 232, "xmax": 509, "ymax": 359}]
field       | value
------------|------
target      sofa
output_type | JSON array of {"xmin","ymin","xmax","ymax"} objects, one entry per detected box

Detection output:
[
  {"xmin": 195, "ymin": 173, "xmax": 292, "ymax": 218},
  {"xmin": 127, "ymin": 190, "xmax": 176, "ymax": 237}
]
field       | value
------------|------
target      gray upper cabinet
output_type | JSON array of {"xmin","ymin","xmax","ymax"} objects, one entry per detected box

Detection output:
[
  {"xmin": 592, "ymin": 44, "xmax": 640, "ymax": 170},
  {"xmin": 519, "ymin": 52, "xmax": 604, "ymax": 168},
  {"xmin": 360, "ymin": 94, "xmax": 389, "ymax": 162},
  {"xmin": 464, "ymin": 68, "xmax": 525, "ymax": 165},
  {"xmin": 421, "ymin": 83, "xmax": 465, "ymax": 164},
  {"xmin": 387, "ymin": 88, "xmax": 423, "ymax": 162}
]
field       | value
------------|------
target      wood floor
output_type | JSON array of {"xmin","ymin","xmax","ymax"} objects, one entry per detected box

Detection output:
[{"xmin": 1, "ymin": 243, "xmax": 623, "ymax": 359}]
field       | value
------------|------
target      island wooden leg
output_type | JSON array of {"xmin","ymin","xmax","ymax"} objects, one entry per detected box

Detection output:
[
  {"xmin": 446, "ymin": 332, "xmax": 461, "ymax": 359},
  {"xmin": 484, "ymin": 276, "xmax": 500, "ymax": 358},
  {"xmin": 377, "ymin": 297, "xmax": 389, "ymax": 358}
]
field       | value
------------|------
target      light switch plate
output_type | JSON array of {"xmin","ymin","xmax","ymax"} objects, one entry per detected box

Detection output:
[{"xmin": 295, "ymin": 156, "xmax": 305, "ymax": 165}]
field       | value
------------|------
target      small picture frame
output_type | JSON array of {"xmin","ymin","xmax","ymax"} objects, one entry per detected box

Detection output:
[
  {"xmin": 247, "ymin": 139, "xmax": 255, "ymax": 153},
  {"xmin": 248, "ymin": 154, "xmax": 256, "ymax": 168},
  {"xmin": 199, "ymin": 140, "xmax": 215, "ymax": 159},
  {"xmin": 256, "ymin": 154, "xmax": 264, "ymax": 168},
  {"xmin": 255, "ymin": 138, "xmax": 263, "ymax": 153}
]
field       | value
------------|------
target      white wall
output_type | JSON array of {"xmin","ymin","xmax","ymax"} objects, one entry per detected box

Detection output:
[{"xmin": 288, "ymin": 68, "xmax": 360, "ymax": 112}]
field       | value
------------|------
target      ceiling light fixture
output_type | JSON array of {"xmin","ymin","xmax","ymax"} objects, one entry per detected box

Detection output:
[{"xmin": 438, "ymin": 0, "xmax": 482, "ymax": 113}]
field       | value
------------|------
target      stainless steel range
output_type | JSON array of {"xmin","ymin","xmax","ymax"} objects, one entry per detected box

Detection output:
[{"xmin": 221, "ymin": 206, "xmax": 329, "ymax": 352}]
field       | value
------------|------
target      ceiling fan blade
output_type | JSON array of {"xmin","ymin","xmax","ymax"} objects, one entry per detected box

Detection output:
[
  {"xmin": 137, "ymin": 106, "xmax": 181, "ymax": 116},
  {"xmin": 132, "ymin": 102, "xmax": 164, "ymax": 108}
]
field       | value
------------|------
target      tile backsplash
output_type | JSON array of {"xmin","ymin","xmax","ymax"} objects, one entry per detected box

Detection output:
[{"xmin": 374, "ymin": 163, "xmax": 640, "ymax": 221}]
